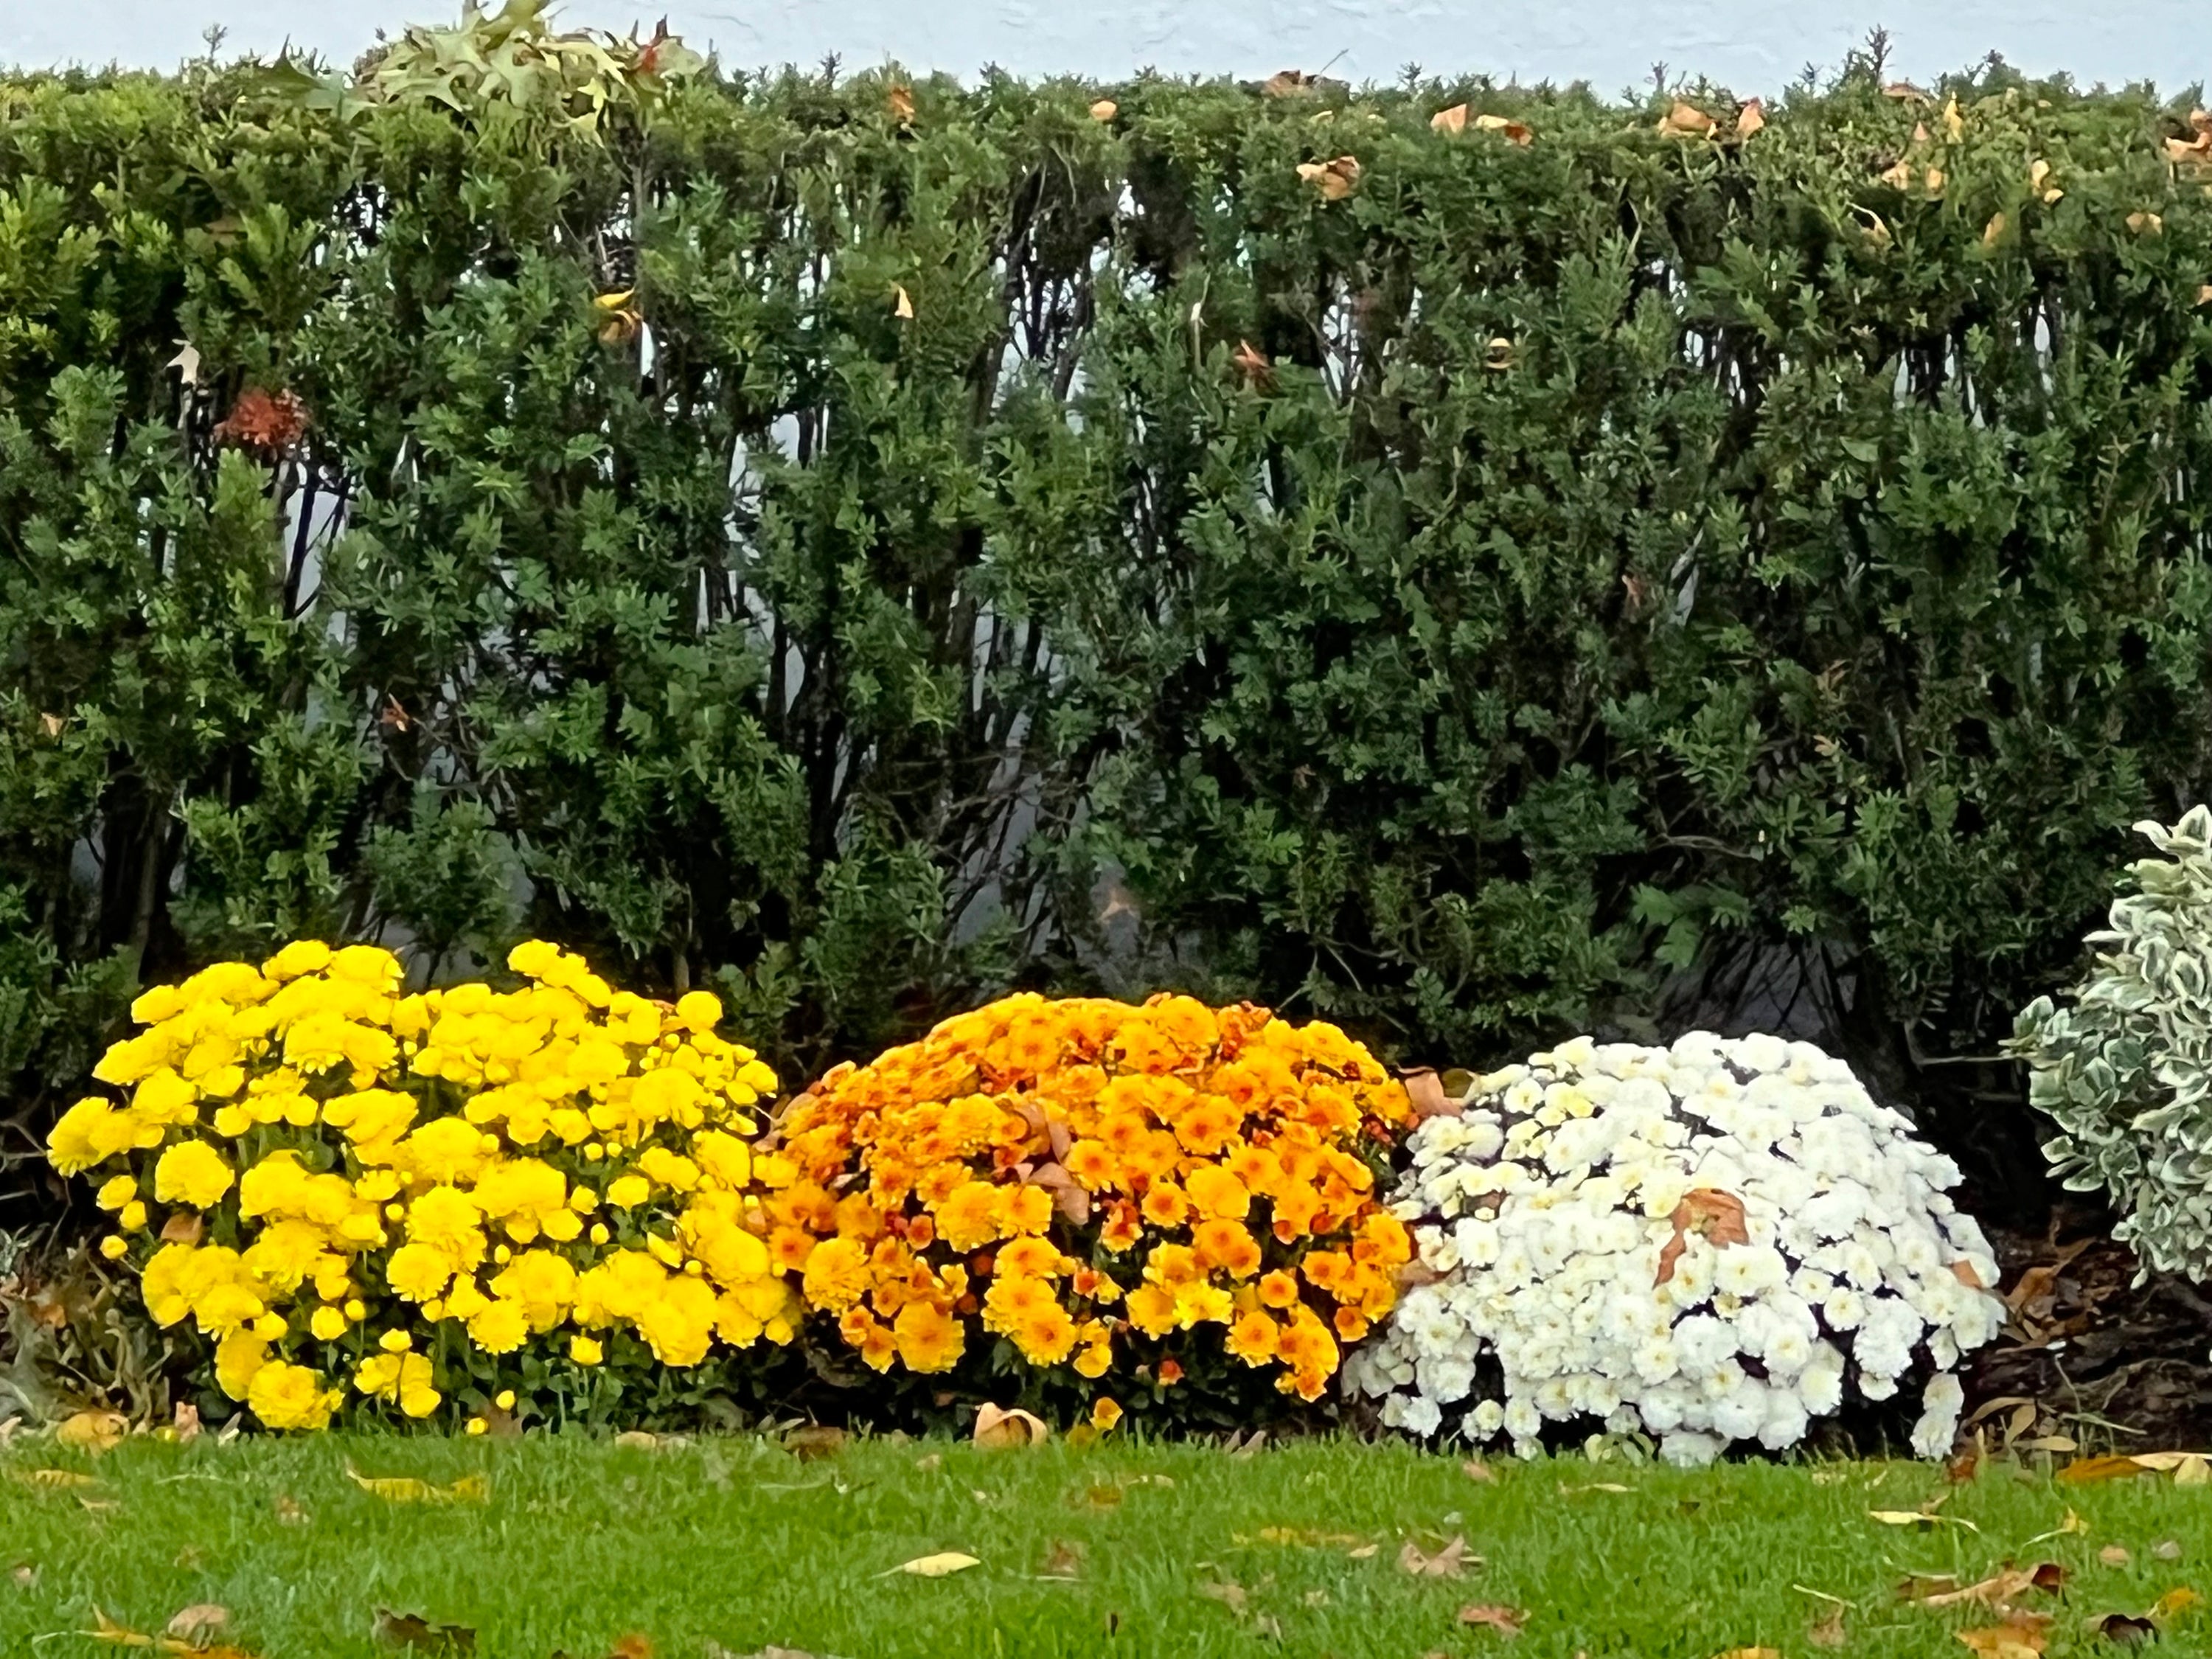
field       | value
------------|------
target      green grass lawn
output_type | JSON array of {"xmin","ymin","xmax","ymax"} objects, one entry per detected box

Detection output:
[{"xmin": 2, "ymin": 1430, "xmax": 2208, "ymax": 1658}]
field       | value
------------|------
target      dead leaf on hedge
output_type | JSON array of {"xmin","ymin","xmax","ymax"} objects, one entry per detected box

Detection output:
[
  {"xmin": 1295, "ymin": 156, "xmax": 1361, "ymax": 200},
  {"xmin": 974, "ymin": 1404, "xmax": 1048, "ymax": 1450},
  {"xmin": 892, "ymin": 285, "xmax": 915, "ymax": 320},
  {"xmin": 1399, "ymin": 1536, "xmax": 1473, "ymax": 1578},
  {"xmin": 1883, "ymin": 80, "xmax": 1933, "ymax": 102},
  {"xmin": 1038, "ymin": 1541, "xmax": 1083, "ymax": 1581},
  {"xmin": 1655, "ymin": 1189, "xmax": 1749, "ymax": 1284},
  {"xmin": 1735, "ymin": 99, "xmax": 1766, "ymax": 137},
  {"xmin": 159, "ymin": 1212, "xmax": 204, "ymax": 1247},
  {"xmin": 1473, "ymin": 113, "xmax": 1532, "ymax": 145},
  {"xmin": 1430, "ymin": 103, "xmax": 1468, "ymax": 133},
  {"xmin": 1942, "ymin": 96, "xmax": 1966, "ymax": 142},
  {"xmin": 2062, "ymin": 1452, "xmax": 2211, "ymax": 1485},
  {"xmin": 886, "ymin": 84, "xmax": 915, "ymax": 125},
  {"xmin": 2129, "ymin": 212, "xmax": 2165, "ymax": 235},
  {"xmin": 1262, "ymin": 69, "xmax": 1318, "ymax": 97},
  {"xmin": 1458, "ymin": 1605, "xmax": 1526, "ymax": 1637},
  {"xmin": 1089, "ymin": 99, "xmax": 1118, "ymax": 122},
  {"xmin": 1402, "ymin": 1068, "xmax": 1454, "ymax": 1119},
  {"xmin": 1982, "ymin": 212, "xmax": 2008, "ymax": 249},
  {"xmin": 890, "ymin": 1552, "xmax": 980, "ymax": 1578},
  {"xmin": 57, "ymin": 1410, "xmax": 127, "ymax": 1453},
  {"xmin": 371, "ymin": 1607, "xmax": 476, "ymax": 1653},
  {"xmin": 1658, "ymin": 100, "xmax": 1715, "ymax": 138}
]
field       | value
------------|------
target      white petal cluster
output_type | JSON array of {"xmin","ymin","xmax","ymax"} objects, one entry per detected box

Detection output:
[{"xmin": 1346, "ymin": 1033, "xmax": 2003, "ymax": 1466}]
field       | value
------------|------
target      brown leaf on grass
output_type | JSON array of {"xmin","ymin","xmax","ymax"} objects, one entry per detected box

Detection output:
[
  {"xmin": 1655, "ymin": 1189, "xmax": 1749, "ymax": 1284},
  {"xmin": 1462, "ymin": 1459, "xmax": 1496, "ymax": 1483},
  {"xmin": 2155, "ymin": 1541, "xmax": 2183, "ymax": 1561},
  {"xmin": 1947, "ymin": 1441, "xmax": 1985, "ymax": 1484},
  {"xmin": 1955, "ymin": 1618, "xmax": 2048, "ymax": 1658},
  {"xmin": 2101, "ymin": 1546, "xmax": 2132, "ymax": 1565},
  {"xmin": 347, "ymin": 1467, "xmax": 487, "ymax": 1504},
  {"xmin": 172, "ymin": 1403, "xmax": 200, "ymax": 1445},
  {"xmin": 1907, "ymin": 1562, "xmax": 2065, "ymax": 1609},
  {"xmin": 785, "ymin": 1425, "xmax": 849, "ymax": 1462},
  {"xmin": 57, "ymin": 1410, "xmax": 127, "ymax": 1453},
  {"xmin": 167, "ymin": 1606, "xmax": 229, "ymax": 1645},
  {"xmin": 1399, "ymin": 1536, "xmax": 1473, "ymax": 1578},
  {"xmin": 1348, "ymin": 1543, "xmax": 1379, "ymax": 1559},
  {"xmin": 1038, "ymin": 1541, "xmax": 1082, "ymax": 1581},
  {"xmin": 1809, "ymin": 1604, "xmax": 1847, "ymax": 1649},
  {"xmin": 1430, "ymin": 103, "xmax": 1468, "ymax": 133},
  {"xmin": 1714, "ymin": 1651, "xmax": 1782, "ymax": 1659},
  {"xmin": 2154, "ymin": 1587, "xmax": 2200, "ymax": 1618},
  {"xmin": 974, "ymin": 1404, "xmax": 1049, "ymax": 1450},
  {"xmin": 886, "ymin": 85, "xmax": 915, "ymax": 124},
  {"xmin": 1458, "ymin": 1605, "xmax": 1526, "ymax": 1637},
  {"xmin": 2059, "ymin": 1455, "xmax": 2152, "ymax": 1485},
  {"xmin": 1089, "ymin": 100, "xmax": 1118, "ymax": 122},
  {"xmin": 11, "ymin": 1466, "xmax": 95, "ymax": 1491},
  {"xmin": 2098, "ymin": 1613, "xmax": 2157, "ymax": 1645},
  {"xmin": 1658, "ymin": 100, "xmax": 1715, "ymax": 138},
  {"xmin": 271, "ymin": 1494, "xmax": 307, "ymax": 1526},
  {"xmin": 1295, "ymin": 156, "xmax": 1362, "ymax": 200},
  {"xmin": 1473, "ymin": 114, "xmax": 1532, "ymax": 145},
  {"xmin": 607, "ymin": 1637, "xmax": 653, "ymax": 1659},
  {"xmin": 1735, "ymin": 99, "xmax": 1766, "ymax": 137},
  {"xmin": 1199, "ymin": 1580, "xmax": 1248, "ymax": 1612},
  {"xmin": 10, "ymin": 1563, "xmax": 34, "ymax": 1588},
  {"xmin": 891, "ymin": 1552, "xmax": 980, "ymax": 1578},
  {"xmin": 371, "ymin": 1607, "xmax": 476, "ymax": 1653}
]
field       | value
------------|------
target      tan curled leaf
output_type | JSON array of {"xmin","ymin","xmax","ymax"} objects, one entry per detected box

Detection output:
[
  {"xmin": 1981, "ymin": 213, "xmax": 2008, "ymax": 248},
  {"xmin": 39, "ymin": 712, "xmax": 65, "ymax": 737},
  {"xmin": 347, "ymin": 1465, "xmax": 487, "ymax": 1504},
  {"xmin": 1199, "ymin": 1580, "xmax": 1248, "ymax": 1611},
  {"xmin": 1658, "ymin": 100, "xmax": 1715, "ymax": 138},
  {"xmin": 1461, "ymin": 1459, "xmax": 1495, "ymax": 1483},
  {"xmin": 56, "ymin": 1411, "xmax": 126, "ymax": 1454},
  {"xmin": 891, "ymin": 1552, "xmax": 980, "ymax": 1578},
  {"xmin": 1473, "ymin": 113, "xmax": 1532, "ymax": 145},
  {"xmin": 2129, "ymin": 212, "xmax": 2165, "ymax": 235},
  {"xmin": 1655, "ymin": 1189, "xmax": 1749, "ymax": 1284},
  {"xmin": 1907, "ymin": 1562, "xmax": 2064, "ymax": 1608},
  {"xmin": 369, "ymin": 1606, "xmax": 476, "ymax": 1652},
  {"xmin": 1714, "ymin": 1651, "xmax": 1782, "ymax": 1659},
  {"xmin": 973, "ymin": 1404, "xmax": 1049, "ymax": 1450},
  {"xmin": 1942, "ymin": 95, "xmax": 1965, "ymax": 141},
  {"xmin": 1089, "ymin": 99, "xmax": 1117, "ymax": 122},
  {"xmin": 2154, "ymin": 1587, "xmax": 2201, "ymax": 1619},
  {"xmin": 167, "ymin": 1605, "xmax": 229, "ymax": 1644},
  {"xmin": 886, "ymin": 84, "xmax": 915, "ymax": 124},
  {"xmin": 1430, "ymin": 103, "xmax": 1468, "ymax": 134},
  {"xmin": 2102, "ymin": 1546, "xmax": 2133, "ymax": 1565},
  {"xmin": 2060, "ymin": 1455, "xmax": 2156, "ymax": 1484},
  {"xmin": 892, "ymin": 285, "xmax": 915, "ymax": 320},
  {"xmin": 1401, "ymin": 1068, "xmax": 1454, "ymax": 1119},
  {"xmin": 83, "ymin": 1607, "xmax": 155, "ymax": 1646},
  {"xmin": 1871, "ymin": 1509, "xmax": 1978, "ymax": 1531},
  {"xmin": 1458, "ymin": 1605, "xmax": 1526, "ymax": 1637},
  {"xmin": 1879, "ymin": 158, "xmax": 1916, "ymax": 189},
  {"xmin": 1735, "ymin": 99, "xmax": 1766, "ymax": 137},
  {"xmin": 1398, "ymin": 1536, "xmax": 1473, "ymax": 1578},
  {"xmin": 1262, "ymin": 69, "xmax": 1317, "ymax": 97},
  {"xmin": 1809, "ymin": 1604, "xmax": 1847, "ymax": 1648}
]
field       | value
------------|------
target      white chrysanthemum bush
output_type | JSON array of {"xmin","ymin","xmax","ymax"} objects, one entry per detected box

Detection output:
[{"xmin": 1344, "ymin": 1033, "xmax": 2004, "ymax": 1467}]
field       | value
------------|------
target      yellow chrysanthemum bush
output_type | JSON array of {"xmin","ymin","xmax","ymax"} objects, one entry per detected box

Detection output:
[
  {"xmin": 766, "ymin": 992, "xmax": 1416, "ymax": 1422},
  {"xmin": 47, "ymin": 940, "xmax": 802, "ymax": 1433}
]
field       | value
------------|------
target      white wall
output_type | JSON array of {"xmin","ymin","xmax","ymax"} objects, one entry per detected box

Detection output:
[{"xmin": 5, "ymin": 0, "xmax": 2205, "ymax": 96}]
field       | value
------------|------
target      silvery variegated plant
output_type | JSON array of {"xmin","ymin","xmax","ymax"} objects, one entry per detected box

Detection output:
[
  {"xmin": 2012, "ymin": 807, "xmax": 2212, "ymax": 1283},
  {"xmin": 1345, "ymin": 1034, "xmax": 2004, "ymax": 1467}
]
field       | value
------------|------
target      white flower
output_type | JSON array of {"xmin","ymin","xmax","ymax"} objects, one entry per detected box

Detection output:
[
  {"xmin": 1909, "ymin": 1373, "xmax": 1965, "ymax": 1458},
  {"xmin": 1357, "ymin": 1037, "xmax": 1997, "ymax": 1463}
]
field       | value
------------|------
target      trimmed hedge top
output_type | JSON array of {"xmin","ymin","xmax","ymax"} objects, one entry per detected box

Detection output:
[{"xmin": 6, "ymin": 17, "xmax": 2212, "ymax": 1207}]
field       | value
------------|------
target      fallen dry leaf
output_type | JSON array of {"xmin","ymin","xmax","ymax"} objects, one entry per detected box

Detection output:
[
  {"xmin": 39, "ymin": 712, "xmax": 64, "ymax": 737},
  {"xmin": 346, "ymin": 1466, "xmax": 487, "ymax": 1504},
  {"xmin": 1809, "ymin": 1604, "xmax": 1847, "ymax": 1649},
  {"xmin": 2153, "ymin": 1587, "xmax": 2200, "ymax": 1619},
  {"xmin": 167, "ymin": 1604, "xmax": 229, "ymax": 1644},
  {"xmin": 1954, "ymin": 1618, "xmax": 2048, "ymax": 1658},
  {"xmin": 1230, "ymin": 340, "xmax": 1273, "ymax": 388},
  {"xmin": 891, "ymin": 1552, "xmax": 980, "ymax": 1578},
  {"xmin": 1871, "ymin": 1509, "xmax": 1978, "ymax": 1531},
  {"xmin": 1943, "ymin": 94, "xmax": 1966, "ymax": 142},
  {"xmin": 1295, "ymin": 156, "xmax": 1362, "ymax": 201},
  {"xmin": 1399, "ymin": 1536, "xmax": 1472, "ymax": 1578},
  {"xmin": 1714, "ymin": 1651, "xmax": 1782, "ymax": 1659},
  {"xmin": 2156, "ymin": 1541, "xmax": 2183, "ymax": 1561},
  {"xmin": 159, "ymin": 1211, "xmax": 204, "ymax": 1247},
  {"xmin": 1430, "ymin": 103, "xmax": 1468, "ymax": 134},
  {"xmin": 172, "ymin": 1403, "xmax": 201, "ymax": 1445},
  {"xmin": 1462, "ymin": 1459, "xmax": 1495, "ymax": 1483},
  {"xmin": 1658, "ymin": 100, "xmax": 1716, "ymax": 139},
  {"xmin": 783, "ymin": 1425, "xmax": 848, "ymax": 1462},
  {"xmin": 1348, "ymin": 1543, "xmax": 1380, "ymax": 1559},
  {"xmin": 1199, "ymin": 1580, "xmax": 1248, "ymax": 1612},
  {"xmin": 10, "ymin": 1564, "xmax": 34, "ymax": 1588},
  {"xmin": 371, "ymin": 1607, "xmax": 476, "ymax": 1653},
  {"xmin": 1089, "ymin": 99, "xmax": 1117, "ymax": 122},
  {"xmin": 1656, "ymin": 1189, "xmax": 1750, "ymax": 1284},
  {"xmin": 1261, "ymin": 69, "xmax": 1318, "ymax": 97},
  {"xmin": 886, "ymin": 84, "xmax": 915, "ymax": 125},
  {"xmin": 914, "ymin": 1453, "xmax": 942, "ymax": 1472},
  {"xmin": 1473, "ymin": 113, "xmax": 1532, "ymax": 145},
  {"xmin": 272, "ymin": 1494, "xmax": 307, "ymax": 1526},
  {"xmin": 1458, "ymin": 1604, "xmax": 1526, "ymax": 1638},
  {"xmin": 13, "ymin": 1467, "xmax": 97, "ymax": 1489},
  {"xmin": 1907, "ymin": 1562, "xmax": 2065, "ymax": 1609},
  {"xmin": 57, "ymin": 1410, "xmax": 127, "ymax": 1454},
  {"xmin": 612, "ymin": 1430, "xmax": 665, "ymax": 1452},
  {"xmin": 1735, "ymin": 99, "xmax": 1766, "ymax": 137},
  {"xmin": 2102, "ymin": 1546, "xmax": 2132, "ymax": 1566},
  {"xmin": 1982, "ymin": 212, "xmax": 2008, "ymax": 249},
  {"xmin": 2129, "ymin": 212, "xmax": 2165, "ymax": 235},
  {"xmin": 2098, "ymin": 1612, "xmax": 2157, "ymax": 1644},
  {"xmin": 973, "ymin": 1404, "xmax": 1048, "ymax": 1450},
  {"xmin": 1038, "ymin": 1541, "xmax": 1082, "ymax": 1581},
  {"xmin": 891, "ymin": 285, "xmax": 915, "ymax": 320},
  {"xmin": 1947, "ymin": 1441, "xmax": 1986, "ymax": 1484}
]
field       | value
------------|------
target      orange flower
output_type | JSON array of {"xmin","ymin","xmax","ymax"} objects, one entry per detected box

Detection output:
[
  {"xmin": 769, "ymin": 1225, "xmax": 816, "ymax": 1273},
  {"xmin": 997, "ymin": 1235, "xmax": 1068, "ymax": 1279},
  {"xmin": 1071, "ymin": 1263, "xmax": 1122, "ymax": 1304},
  {"xmin": 1156, "ymin": 1357, "xmax": 1184, "ymax": 1386},
  {"xmin": 1332, "ymin": 1305, "xmax": 1370, "ymax": 1341},
  {"xmin": 1224, "ymin": 1310, "xmax": 1280, "ymax": 1366},
  {"xmin": 1171, "ymin": 1099, "xmax": 1242, "ymax": 1157},
  {"xmin": 1276, "ymin": 1306, "xmax": 1339, "ymax": 1380},
  {"xmin": 1223, "ymin": 1142, "xmax": 1281, "ymax": 1197},
  {"xmin": 933, "ymin": 1180, "xmax": 1004, "ymax": 1251},
  {"xmin": 893, "ymin": 1300, "xmax": 963, "ymax": 1372},
  {"xmin": 839, "ymin": 1307, "xmax": 899, "ymax": 1371},
  {"xmin": 1144, "ymin": 1242, "xmax": 1202, "ymax": 1287},
  {"xmin": 1140, "ymin": 1183, "xmax": 1192, "ymax": 1228},
  {"xmin": 801, "ymin": 1236, "xmax": 871, "ymax": 1312},
  {"xmin": 1099, "ymin": 1200, "xmax": 1142, "ymax": 1252},
  {"xmin": 1257, "ymin": 1270, "xmax": 1301, "ymax": 1310},
  {"xmin": 1300, "ymin": 1249, "xmax": 1353, "ymax": 1294},
  {"xmin": 1063, "ymin": 1139, "xmax": 1118, "ymax": 1191},
  {"xmin": 1009, "ymin": 1301, "xmax": 1077, "ymax": 1365},
  {"xmin": 1192, "ymin": 1218, "xmax": 1261, "ymax": 1279},
  {"xmin": 1184, "ymin": 1164, "xmax": 1251, "ymax": 1221},
  {"xmin": 1000, "ymin": 1183, "xmax": 1053, "ymax": 1235}
]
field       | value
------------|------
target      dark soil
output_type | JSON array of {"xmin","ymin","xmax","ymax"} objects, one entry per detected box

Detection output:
[{"xmin": 1969, "ymin": 1202, "xmax": 2212, "ymax": 1450}]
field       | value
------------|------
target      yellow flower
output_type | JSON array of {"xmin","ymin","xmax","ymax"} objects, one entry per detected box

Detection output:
[
  {"xmin": 465, "ymin": 1416, "xmax": 487, "ymax": 1436},
  {"xmin": 386, "ymin": 1242, "xmax": 459, "ymax": 1303},
  {"xmin": 490, "ymin": 1250, "xmax": 577, "ymax": 1332},
  {"xmin": 891, "ymin": 1301, "xmax": 964, "ymax": 1373},
  {"xmin": 99, "ymin": 1234, "xmax": 128, "ymax": 1260},
  {"xmin": 494, "ymin": 1389, "xmax": 516, "ymax": 1411},
  {"xmin": 215, "ymin": 1329, "xmax": 271, "ymax": 1401},
  {"xmin": 310, "ymin": 1306, "xmax": 347, "ymax": 1340},
  {"xmin": 675, "ymin": 990, "xmax": 723, "ymax": 1034},
  {"xmin": 570, "ymin": 1334, "xmax": 604, "ymax": 1366},
  {"xmin": 605, "ymin": 1174, "xmax": 651, "ymax": 1209},
  {"xmin": 466, "ymin": 1298, "xmax": 530, "ymax": 1354},
  {"xmin": 48, "ymin": 1098, "xmax": 132, "ymax": 1175},
  {"xmin": 119, "ymin": 1200, "xmax": 147, "ymax": 1231},
  {"xmin": 1091, "ymin": 1396, "xmax": 1124, "ymax": 1431},
  {"xmin": 355, "ymin": 1350, "xmax": 439, "ymax": 1416},
  {"xmin": 799, "ymin": 1236, "xmax": 870, "ymax": 1312},
  {"xmin": 248, "ymin": 1362, "xmax": 339, "ymax": 1431}
]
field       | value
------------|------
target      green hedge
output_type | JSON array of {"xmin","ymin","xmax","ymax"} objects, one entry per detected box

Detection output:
[{"xmin": 6, "ymin": 22, "xmax": 2212, "ymax": 1213}]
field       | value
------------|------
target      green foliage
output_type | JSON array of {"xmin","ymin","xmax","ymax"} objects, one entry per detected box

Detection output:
[
  {"xmin": 7, "ymin": 29, "xmax": 2212, "ymax": 1211},
  {"xmin": 2012, "ymin": 808, "xmax": 2212, "ymax": 1279}
]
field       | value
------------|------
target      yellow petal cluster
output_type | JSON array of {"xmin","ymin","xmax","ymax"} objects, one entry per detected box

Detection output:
[
  {"xmin": 50, "ymin": 940, "xmax": 794, "ymax": 1431},
  {"xmin": 772, "ymin": 992, "xmax": 1414, "ymax": 1400}
]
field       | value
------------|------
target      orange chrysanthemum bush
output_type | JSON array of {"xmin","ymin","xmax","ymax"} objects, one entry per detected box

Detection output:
[
  {"xmin": 46, "ymin": 939, "xmax": 805, "ymax": 1433},
  {"xmin": 768, "ymin": 992, "xmax": 1416, "ymax": 1420}
]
